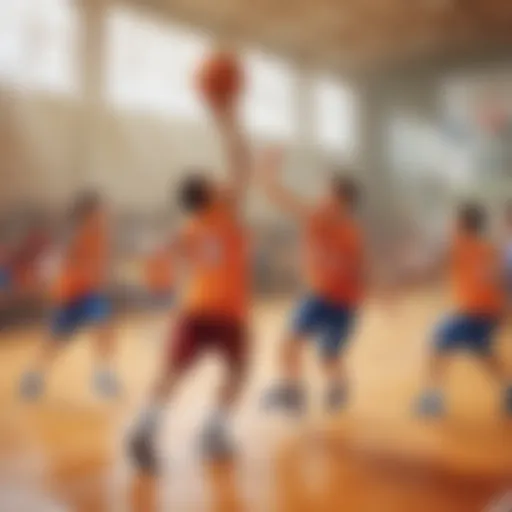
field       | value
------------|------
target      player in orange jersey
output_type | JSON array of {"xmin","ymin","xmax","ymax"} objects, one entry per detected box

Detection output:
[
  {"xmin": 129, "ymin": 106, "xmax": 251, "ymax": 469},
  {"xmin": 259, "ymin": 148, "xmax": 365, "ymax": 414},
  {"xmin": 19, "ymin": 191, "xmax": 120, "ymax": 399},
  {"xmin": 416, "ymin": 202, "xmax": 511, "ymax": 416}
]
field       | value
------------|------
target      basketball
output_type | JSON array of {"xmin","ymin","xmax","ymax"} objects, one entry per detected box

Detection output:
[{"xmin": 196, "ymin": 51, "xmax": 243, "ymax": 108}]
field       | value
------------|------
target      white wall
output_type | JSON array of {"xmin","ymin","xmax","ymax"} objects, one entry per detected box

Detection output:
[
  {"xmin": 0, "ymin": 87, "xmax": 343, "ymax": 221},
  {"xmin": 0, "ymin": 0, "xmax": 359, "ymax": 223}
]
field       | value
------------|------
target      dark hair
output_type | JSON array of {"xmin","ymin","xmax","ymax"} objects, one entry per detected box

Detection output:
[
  {"xmin": 70, "ymin": 189, "xmax": 101, "ymax": 224},
  {"xmin": 458, "ymin": 202, "xmax": 486, "ymax": 234},
  {"xmin": 178, "ymin": 173, "xmax": 213, "ymax": 213},
  {"xmin": 331, "ymin": 175, "xmax": 361, "ymax": 211}
]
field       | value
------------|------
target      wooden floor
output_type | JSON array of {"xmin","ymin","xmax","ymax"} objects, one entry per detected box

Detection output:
[{"xmin": 0, "ymin": 286, "xmax": 511, "ymax": 511}]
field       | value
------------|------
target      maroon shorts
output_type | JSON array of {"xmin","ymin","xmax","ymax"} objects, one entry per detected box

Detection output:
[{"xmin": 168, "ymin": 314, "xmax": 247, "ymax": 371}]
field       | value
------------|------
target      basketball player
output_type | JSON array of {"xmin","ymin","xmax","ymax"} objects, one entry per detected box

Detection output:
[
  {"xmin": 19, "ymin": 191, "xmax": 120, "ymax": 399},
  {"xmin": 260, "ymin": 148, "xmax": 365, "ymax": 414},
  {"xmin": 129, "ymin": 104, "xmax": 250, "ymax": 469},
  {"xmin": 416, "ymin": 202, "xmax": 512, "ymax": 416}
]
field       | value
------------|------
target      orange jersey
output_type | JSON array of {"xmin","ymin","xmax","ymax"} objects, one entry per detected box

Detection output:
[
  {"xmin": 181, "ymin": 203, "xmax": 248, "ymax": 320},
  {"xmin": 451, "ymin": 232, "xmax": 504, "ymax": 316},
  {"xmin": 146, "ymin": 252, "xmax": 174, "ymax": 293},
  {"xmin": 303, "ymin": 208, "xmax": 364, "ymax": 305},
  {"xmin": 53, "ymin": 218, "xmax": 108, "ymax": 302}
]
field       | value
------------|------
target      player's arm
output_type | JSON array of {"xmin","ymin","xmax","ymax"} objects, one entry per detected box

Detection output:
[
  {"xmin": 213, "ymin": 106, "xmax": 250, "ymax": 210},
  {"xmin": 258, "ymin": 147, "xmax": 311, "ymax": 221}
]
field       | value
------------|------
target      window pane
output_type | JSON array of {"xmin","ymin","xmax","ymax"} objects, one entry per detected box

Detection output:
[
  {"xmin": 315, "ymin": 79, "xmax": 355, "ymax": 154},
  {"xmin": 0, "ymin": 0, "xmax": 77, "ymax": 93},
  {"xmin": 243, "ymin": 51, "xmax": 296, "ymax": 140},
  {"xmin": 105, "ymin": 7, "xmax": 208, "ymax": 120}
]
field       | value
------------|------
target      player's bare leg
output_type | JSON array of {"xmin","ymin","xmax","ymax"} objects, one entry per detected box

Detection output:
[
  {"xmin": 19, "ymin": 336, "xmax": 65, "ymax": 400},
  {"xmin": 322, "ymin": 356, "xmax": 349, "ymax": 412},
  {"xmin": 263, "ymin": 333, "xmax": 306, "ymax": 414},
  {"xmin": 129, "ymin": 363, "xmax": 186, "ymax": 473},
  {"xmin": 92, "ymin": 321, "xmax": 121, "ymax": 397},
  {"xmin": 200, "ymin": 359, "xmax": 246, "ymax": 460}
]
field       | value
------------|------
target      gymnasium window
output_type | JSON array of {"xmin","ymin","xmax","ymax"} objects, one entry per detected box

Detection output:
[
  {"xmin": 243, "ymin": 51, "xmax": 296, "ymax": 140},
  {"xmin": 105, "ymin": 8, "xmax": 207, "ymax": 120},
  {"xmin": 0, "ymin": 0, "xmax": 77, "ymax": 94},
  {"xmin": 314, "ymin": 79, "xmax": 356, "ymax": 155}
]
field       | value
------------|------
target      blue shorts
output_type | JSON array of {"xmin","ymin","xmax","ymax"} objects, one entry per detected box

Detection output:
[
  {"xmin": 50, "ymin": 294, "xmax": 111, "ymax": 338},
  {"xmin": 291, "ymin": 294, "xmax": 357, "ymax": 358},
  {"xmin": 434, "ymin": 314, "xmax": 499, "ymax": 355}
]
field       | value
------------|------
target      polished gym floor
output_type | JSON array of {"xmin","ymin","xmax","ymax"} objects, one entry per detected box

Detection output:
[{"xmin": 0, "ymin": 285, "xmax": 511, "ymax": 511}]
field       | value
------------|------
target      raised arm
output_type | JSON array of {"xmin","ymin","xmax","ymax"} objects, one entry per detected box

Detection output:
[
  {"xmin": 213, "ymin": 106, "xmax": 250, "ymax": 210},
  {"xmin": 258, "ymin": 147, "xmax": 310, "ymax": 221}
]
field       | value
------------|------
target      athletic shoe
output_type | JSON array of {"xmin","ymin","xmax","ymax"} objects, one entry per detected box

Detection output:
[
  {"xmin": 261, "ymin": 383, "xmax": 305, "ymax": 415},
  {"xmin": 415, "ymin": 390, "xmax": 445, "ymax": 418},
  {"xmin": 129, "ymin": 429, "xmax": 159, "ymax": 474},
  {"xmin": 19, "ymin": 372, "xmax": 44, "ymax": 400}
]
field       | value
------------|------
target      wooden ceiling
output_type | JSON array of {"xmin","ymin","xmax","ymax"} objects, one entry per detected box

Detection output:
[{"xmin": 127, "ymin": 0, "xmax": 512, "ymax": 73}]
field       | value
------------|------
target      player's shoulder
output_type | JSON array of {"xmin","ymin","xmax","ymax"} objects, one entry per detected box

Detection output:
[{"xmin": 307, "ymin": 206, "xmax": 330, "ymax": 228}]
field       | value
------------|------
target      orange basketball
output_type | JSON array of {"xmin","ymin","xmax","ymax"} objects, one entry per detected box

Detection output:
[{"xmin": 196, "ymin": 51, "xmax": 243, "ymax": 108}]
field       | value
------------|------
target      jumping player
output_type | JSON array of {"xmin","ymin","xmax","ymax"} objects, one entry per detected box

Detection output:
[
  {"xmin": 19, "ymin": 191, "xmax": 120, "ymax": 398},
  {"xmin": 260, "ymin": 148, "xmax": 365, "ymax": 414},
  {"xmin": 129, "ymin": 104, "xmax": 250, "ymax": 469},
  {"xmin": 416, "ymin": 202, "xmax": 512, "ymax": 416}
]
